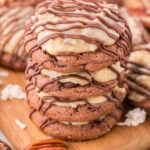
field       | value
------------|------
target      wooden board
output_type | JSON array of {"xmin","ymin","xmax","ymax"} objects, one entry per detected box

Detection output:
[{"xmin": 0, "ymin": 67, "xmax": 150, "ymax": 150}]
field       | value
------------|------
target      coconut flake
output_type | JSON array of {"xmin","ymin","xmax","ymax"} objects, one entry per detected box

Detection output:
[
  {"xmin": 0, "ymin": 71, "xmax": 9, "ymax": 77},
  {"xmin": 1, "ymin": 84, "xmax": 26, "ymax": 100},
  {"xmin": 118, "ymin": 108, "xmax": 147, "ymax": 126},
  {"xmin": 15, "ymin": 119, "xmax": 26, "ymax": 130}
]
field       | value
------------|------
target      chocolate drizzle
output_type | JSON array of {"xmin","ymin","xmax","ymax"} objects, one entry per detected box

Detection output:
[
  {"xmin": 25, "ymin": 58, "xmax": 125, "ymax": 104},
  {"xmin": 127, "ymin": 45, "xmax": 150, "ymax": 101},
  {"xmin": 25, "ymin": 0, "xmax": 129, "ymax": 132},
  {"xmin": 0, "ymin": 7, "xmax": 33, "ymax": 69},
  {"xmin": 29, "ymin": 106, "xmax": 121, "ymax": 131}
]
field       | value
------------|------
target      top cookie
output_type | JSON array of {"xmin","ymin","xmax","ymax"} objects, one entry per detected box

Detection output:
[
  {"xmin": 27, "ymin": 0, "xmax": 130, "ymax": 55},
  {"xmin": 25, "ymin": 0, "xmax": 131, "ymax": 72}
]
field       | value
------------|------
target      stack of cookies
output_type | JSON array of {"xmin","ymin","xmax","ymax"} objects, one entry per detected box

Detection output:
[
  {"xmin": 25, "ymin": 0, "xmax": 131, "ymax": 141},
  {"xmin": 127, "ymin": 44, "xmax": 150, "ymax": 115}
]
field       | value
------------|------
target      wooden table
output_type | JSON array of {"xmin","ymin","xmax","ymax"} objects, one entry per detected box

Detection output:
[{"xmin": 0, "ymin": 67, "xmax": 150, "ymax": 150}]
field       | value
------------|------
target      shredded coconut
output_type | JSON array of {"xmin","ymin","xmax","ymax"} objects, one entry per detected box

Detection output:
[
  {"xmin": 0, "ymin": 71, "xmax": 9, "ymax": 77},
  {"xmin": 15, "ymin": 119, "xmax": 26, "ymax": 130},
  {"xmin": 1, "ymin": 84, "xmax": 26, "ymax": 100},
  {"xmin": 0, "ymin": 80, "xmax": 3, "ymax": 85},
  {"xmin": 118, "ymin": 108, "xmax": 147, "ymax": 126}
]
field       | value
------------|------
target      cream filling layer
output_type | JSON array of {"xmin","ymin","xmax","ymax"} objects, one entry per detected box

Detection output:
[
  {"xmin": 0, "ymin": 7, "xmax": 33, "ymax": 54},
  {"xmin": 41, "ymin": 61, "xmax": 124, "ymax": 85},
  {"xmin": 59, "ymin": 116, "xmax": 105, "ymax": 126},
  {"xmin": 128, "ymin": 50, "xmax": 150, "ymax": 67},
  {"xmin": 37, "ymin": 90, "xmax": 107, "ymax": 108}
]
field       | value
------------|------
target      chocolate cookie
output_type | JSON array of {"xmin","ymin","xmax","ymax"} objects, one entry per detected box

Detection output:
[
  {"xmin": 29, "ymin": 106, "xmax": 122, "ymax": 141},
  {"xmin": 27, "ymin": 88, "xmax": 124, "ymax": 122},
  {"xmin": 120, "ymin": 7, "xmax": 150, "ymax": 46},
  {"xmin": 123, "ymin": 0, "xmax": 150, "ymax": 29},
  {"xmin": 0, "ymin": 6, "xmax": 34, "ymax": 71},
  {"xmin": 24, "ymin": 0, "xmax": 131, "ymax": 73},
  {"xmin": 127, "ymin": 44, "xmax": 150, "ymax": 115}
]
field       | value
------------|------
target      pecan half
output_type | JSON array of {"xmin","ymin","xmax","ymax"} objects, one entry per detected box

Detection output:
[
  {"xmin": 25, "ymin": 139, "xmax": 68, "ymax": 150},
  {"xmin": 0, "ymin": 140, "xmax": 12, "ymax": 150}
]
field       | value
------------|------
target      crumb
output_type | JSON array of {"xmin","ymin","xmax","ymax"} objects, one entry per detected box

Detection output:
[
  {"xmin": 15, "ymin": 119, "xmax": 26, "ymax": 130},
  {"xmin": 1, "ymin": 84, "xmax": 26, "ymax": 100},
  {"xmin": 117, "ymin": 108, "xmax": 147, "ymax": 126},
  {"xmin": 0, "ymin": 71, "xmax": 9, "ymax": 77}
]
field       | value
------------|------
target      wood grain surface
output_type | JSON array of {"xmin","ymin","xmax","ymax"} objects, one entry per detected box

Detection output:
[{"xmin": 0, "ymin": 67, "xmax": 150, "ymax": 150}]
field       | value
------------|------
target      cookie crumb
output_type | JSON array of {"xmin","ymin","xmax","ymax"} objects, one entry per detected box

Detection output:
[
  {"xmin": 1, "ymin": 84, "xmax": 26, "ymax": 100},
  {"xmin": 117, "ymin": 108, "xmax": 147, "ymax": 126},
  {"xmin": 15, "ymin": 119, "xmax": 26, "ymax": 130},
  {"xmin": 0, "ymin": 71, "xmax": 9, "ymax": 77}
]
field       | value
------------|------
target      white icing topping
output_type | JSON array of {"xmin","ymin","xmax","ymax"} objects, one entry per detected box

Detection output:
[
  {"xmin": 60, "ymin": 116, "xmax": 105, "ymax": 126},
  {"xmin": 129, "ymin": 50, "xmax": 150, "ymax": 66},
  {"xmin": 41, "ymin": 61, "xmax": 124, "ymax": 84},
  {"xmin": 37, "ymin": 91, "xmax": 107, "ymax": 108},
  {"xmin": 31, "ymin": 1, "xmax": 126, "ymax": 55}
]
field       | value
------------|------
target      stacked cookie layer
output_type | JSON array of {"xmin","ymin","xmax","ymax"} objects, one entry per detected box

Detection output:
[
  {"xmin": 25, "ymin": 0, "xmax": 131, "ymax": 141},
  {"xmin": 0, "ymin": 6, "xmax": 34, "ymax": 71},
  {"xmin": 127, "ymin": 44, "xmax": 150, "ymax": 115}
]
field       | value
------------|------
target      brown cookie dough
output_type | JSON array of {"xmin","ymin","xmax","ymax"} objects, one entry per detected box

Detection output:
[
  {"xmin": 0, "ymin": 6, "xmax": 34, "ymax": 71},
  {"xmin": 127, "ymin": 44, "xmax": 150, "ymax": 115},
  {"xmin": 29, "ymin": 107, "xmax": 122, "ymax": 141},
  {"xmin": 27, "ymin": 88, "xmax": 123, "ymax": 122}
]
